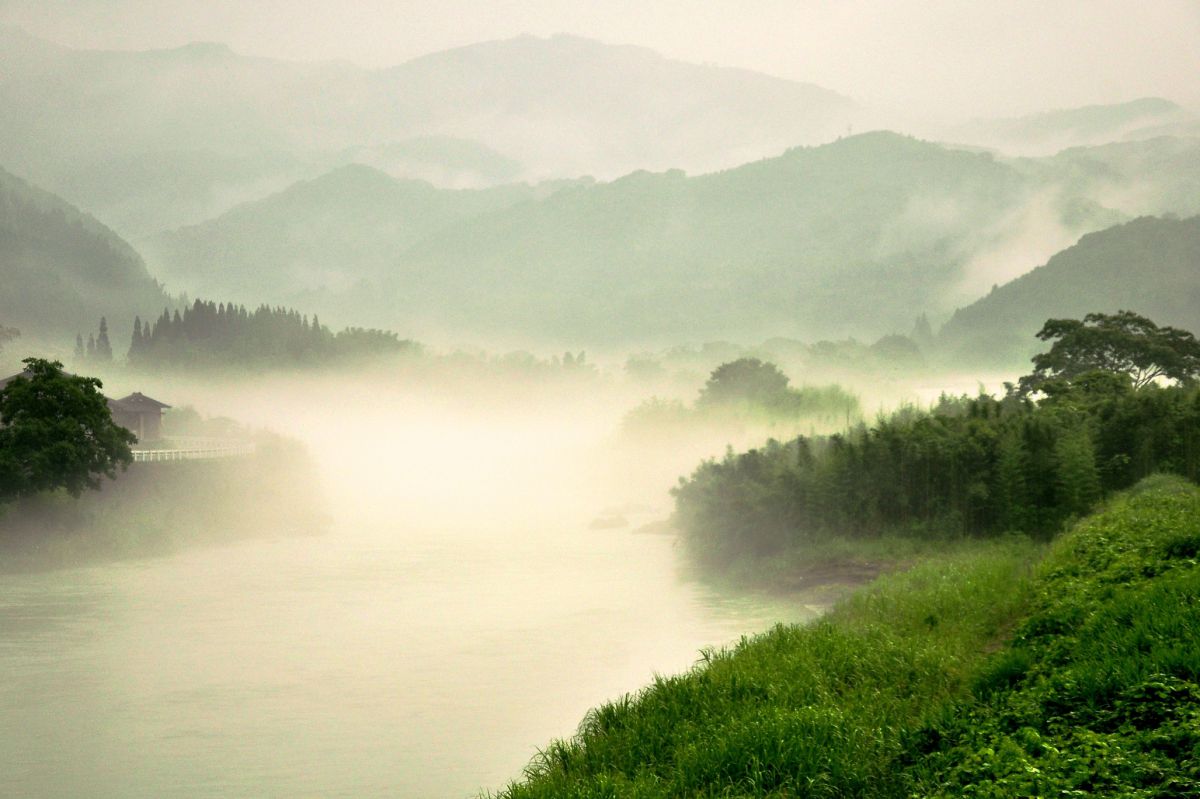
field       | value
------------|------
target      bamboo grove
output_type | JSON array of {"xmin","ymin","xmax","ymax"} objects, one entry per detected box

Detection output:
[{"xmin": 673, "ymin": 379, "xmax": 1200, "ymax": 564}]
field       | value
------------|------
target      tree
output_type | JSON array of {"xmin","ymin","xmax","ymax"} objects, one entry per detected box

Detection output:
[
  {"xmin": 1020, "ymin": 311, "xmax": 1200, "ymax": 394},
  {"xmin": 95, "ymin": 317, "xmax": 113, "ymax": 362},
  {"xmin": 697, "ymin": 358, "xmax": 791, "ymax": 407},
  {"xmin": 0, "ymin": 358, "xmax": 135, "ymax": 502}
]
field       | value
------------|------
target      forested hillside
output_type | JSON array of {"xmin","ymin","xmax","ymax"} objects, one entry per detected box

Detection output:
[
  {"xmin": 375, "ymin": 132, "xmax": 1103, "ymax": 343},
  {"xmin": 0, "ymin": 166, "xmax": 169, "ymax": 341},
  {"xmin": 940, "ymin": 216, "xmax": 1200, "ymax": 366},
  {"xmin": 144, "ymin": 132, "xmax": 1114, "ymax": 344},
  {"xmin": 140, "ymin": 165, "xmax": 562, "ymax": 301}
]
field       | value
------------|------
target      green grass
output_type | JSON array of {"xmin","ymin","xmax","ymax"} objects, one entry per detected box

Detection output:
[
  {"xmin": 490, "ymin": 476, "xmax": 1200, "ymax": 798},
  {"xmin": 905, "ymin": 474, "xmax": 1200, "ymax": 797},
  {"xmin": 490, "ymin": 537, "xmax": 1040, "ymax": 798}
]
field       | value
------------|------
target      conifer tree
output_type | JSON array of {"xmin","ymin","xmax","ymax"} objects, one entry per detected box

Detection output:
[{"xmin": 95, "ymin": 317, "xmax": 113, "ymax": 362}]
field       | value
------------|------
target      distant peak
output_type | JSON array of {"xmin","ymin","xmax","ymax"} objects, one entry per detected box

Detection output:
[{"xmin": 171, "ymin": 41, "xmax": 235, "ymax": 58}]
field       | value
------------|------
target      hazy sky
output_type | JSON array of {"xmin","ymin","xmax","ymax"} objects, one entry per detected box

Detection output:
[{"xmin": 1, "ymin": 0, "xmax": 1197, "ymax": 119}]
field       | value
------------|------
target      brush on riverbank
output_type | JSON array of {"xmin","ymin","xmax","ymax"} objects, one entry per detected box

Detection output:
[{"xmin": 490, "ymin": 475, "xmax": 1200, "ymax": 797}]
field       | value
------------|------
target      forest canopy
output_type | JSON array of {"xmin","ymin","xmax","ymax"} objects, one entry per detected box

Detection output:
[{"xmin": 126, "ymin": 299, "xmax": 418, "ymax": 368}]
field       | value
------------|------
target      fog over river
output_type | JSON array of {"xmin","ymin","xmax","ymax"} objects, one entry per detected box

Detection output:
[{"xmin": 0, "ymin": 376, "xmax": 823, "ymax": 797}]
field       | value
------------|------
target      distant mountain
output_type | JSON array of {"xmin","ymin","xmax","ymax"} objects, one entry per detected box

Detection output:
[
  {"xmin": 142, "ymin": 132, "xmax": 1125, "ymax": 345},
  {"xmin": 1021, "ymin": 136, "xmax": 1200, "ymax": 219},
  {"xmin": 948, "ymin": 97, "xmax": 1197, "ymax": 155},
  {"xmin": 337, "ymin": 137, "xmax": 525, "ymax": 188},
  {"xmin": 141, "ymin": 164, "xmax": 571, "ymax": 299},
  {"xmin": 0, "ymin": 166, "xmax": 169, "ymax": 344},
  {"xmin": 0, "ymin": 27, "xmax": 859, "ymax": 237},
  {"xmin": 938, "ymin": 216, "xmax": 1200, "ymax": 367},
  {"xmin": 376, "ymin": 34, "xmax": 859, "ymax": 177}
]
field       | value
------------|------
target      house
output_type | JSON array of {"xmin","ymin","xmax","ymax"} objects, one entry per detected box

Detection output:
[
  {"xmin": 0, "ymin": 370, "xmax": 170, "ymax": 443},
  {"xmin": 107, "ymin": 393, "xmax": 171, "ymax": 443}
]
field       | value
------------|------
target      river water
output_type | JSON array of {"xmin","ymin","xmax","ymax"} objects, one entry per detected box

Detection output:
[{"xmin": 0, "ymin": 379, "xmax": 822, "ymax": 798}]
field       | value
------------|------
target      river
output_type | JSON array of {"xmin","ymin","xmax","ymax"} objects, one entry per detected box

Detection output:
[{"xmin": 0, "ymin": 377, "xmax": 823, "ymax": 797}]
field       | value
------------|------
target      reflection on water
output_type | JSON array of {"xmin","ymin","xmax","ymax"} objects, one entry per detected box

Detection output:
[{"xmin": 0, "ymin": 519, "xmax": 819, "ymax": 798}]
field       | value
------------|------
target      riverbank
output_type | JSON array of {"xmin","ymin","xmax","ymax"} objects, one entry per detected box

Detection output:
[
  {"xmin": 0, "ymin": 433, "xmax": 328, "ymax": 572},
  {"xmin": 491, "ymin": 475, "xmax": 1200, "ymax": 797}
]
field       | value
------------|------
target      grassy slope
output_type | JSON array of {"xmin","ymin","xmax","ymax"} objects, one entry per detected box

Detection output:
[{"xmin": 492, "ymin": 477, "xmax": 1200, "ymax": 797}]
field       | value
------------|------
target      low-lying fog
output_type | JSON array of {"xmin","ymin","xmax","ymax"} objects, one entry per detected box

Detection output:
[
  {"xmin": 2, "ymin": 368, "xmax": 865, "ymax": 797},
  {"xmin": 0, "ymin": 361, "xmax": 1019, "ymax": 796}
]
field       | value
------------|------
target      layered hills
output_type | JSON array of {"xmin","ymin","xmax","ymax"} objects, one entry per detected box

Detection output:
[
  {"xmin": 145, "ymin": 132, "xmax": 1091, "ymax": 345},
  {"xmin": 939, "ymin": 215, "xmax": 1200, "ymax": 366},
  {"xmin": 0, "ymin": 27, "xmax": 858, "ymax": 237},
  {"xmin": 0, "ymin": 166, "xmax": 169, "ymax": 343}
]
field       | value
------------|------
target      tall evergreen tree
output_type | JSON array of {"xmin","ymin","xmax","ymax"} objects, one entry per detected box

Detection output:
[{"xmin": 95, "ymin": 317, "xmax": 113, "ymax": 362}]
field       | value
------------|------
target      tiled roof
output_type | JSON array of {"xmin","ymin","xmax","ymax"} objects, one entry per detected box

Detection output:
[{"xmin": 110, "ymin": 392, "xmax": 172, "ymax": 411}]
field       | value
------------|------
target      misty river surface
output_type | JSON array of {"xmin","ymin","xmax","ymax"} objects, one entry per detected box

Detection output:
[{"xmin": 0, "ymin": 381, "xmax": 823, "ymax": 798}]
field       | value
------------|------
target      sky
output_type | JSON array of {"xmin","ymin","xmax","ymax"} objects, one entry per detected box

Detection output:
[{"xmin": 1, "ymin": 0, "xmax": 1197, "ymax": 120}]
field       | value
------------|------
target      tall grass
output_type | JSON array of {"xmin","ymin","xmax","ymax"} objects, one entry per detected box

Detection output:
[
  {"xmin": 491, "ymin": 477, "xmax": 1200, "ymax": 798},
  {"xmin": 490, "ymin": 538, "xmax": 1039, "ymax": 798},
  {"xmin": 905, "ymin": 474, "xmax": 1200, "ymax": 797}
]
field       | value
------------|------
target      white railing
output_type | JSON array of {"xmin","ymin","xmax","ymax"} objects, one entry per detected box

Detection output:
[{"xmin": 131, "ymin": 437, "xmax": 256, "ymax": 463}]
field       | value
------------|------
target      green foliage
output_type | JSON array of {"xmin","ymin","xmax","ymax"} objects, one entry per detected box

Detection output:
[
  {"xmin": 491, "ymin": 538, "xmax": 1037, "ymax": 799},
  {"xmin": 1021, "ymin": 310, "xmax": 1200, "ymax": 393},
  {"xmin": 907, "ymin": 479, "xmax": 1200, "ymax": 797},
  {"xmin": 673, "ymin": 384, "xmax": 1200, "ymax": 567},
  {"xmin": 622, "ymin": 360, "xmax": 860, "ymax": 443},
  {"xmin": 0, "ymin": 358, "xmax": 134, "ymax": 502},
  {"xmin": 696, "ymin": 358, "xmax": 791, "ymax": 408},
  {"xmin": 493, "ymin": 479, "xmax": 1200, "ymax": 798},
  {"xmin": 127, "ymin": 298, "xmax": 418, "ymax": 368}
]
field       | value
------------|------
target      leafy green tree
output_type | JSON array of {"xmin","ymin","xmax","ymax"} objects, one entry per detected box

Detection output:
[
  {"xmin": 1020, "ymin": 310, "xmax": 1200, "ymax": 394},
  {"xmin": 0, "ymin": 358, "xmax": 135, "ymax": 502},
  {"xmin": 697, "ymin": 358, "xmax": 791, "ymax": 407}
]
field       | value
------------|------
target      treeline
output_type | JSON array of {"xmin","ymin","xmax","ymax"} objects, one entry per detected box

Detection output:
[
  {"xmin": 126, "ymin": 299, "xmax": 418, "ymax": 367},
  {"xmin": 673, "ymin": 381, "xmax": 1200, "ymax": 564},
  {"xmin": 623, "ymin": 357, "xmax": 860, "ymax": 438}
]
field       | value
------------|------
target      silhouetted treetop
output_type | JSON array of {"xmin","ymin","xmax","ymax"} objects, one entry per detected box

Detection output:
[{"xmin": 1019, "ymin": 310, "xmax": 1200, "ymax": 394}]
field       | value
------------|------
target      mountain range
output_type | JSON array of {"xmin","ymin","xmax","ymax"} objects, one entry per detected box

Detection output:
[
  {"xmin": 947, "ymin": 97, "xmax": 1198, "ymax": 155},
  {"xmin": 141, "ymin": 131, "xmax": 1125, "ymax": 346},
  {"xmin": 0, "ymin": 26, "xmax": 859, "ymax": 238}
]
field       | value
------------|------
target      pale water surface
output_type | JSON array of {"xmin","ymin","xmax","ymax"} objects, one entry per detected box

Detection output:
[{"xmin": 1, "ymin": 383, "xmax": 821, "ymax": 798}]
